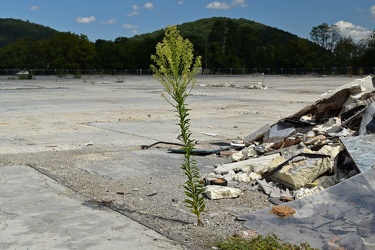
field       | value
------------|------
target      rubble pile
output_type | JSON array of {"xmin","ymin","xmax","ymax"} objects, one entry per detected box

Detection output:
[
  {"xmin": 199, "ymin": 81, "xmax": 267, "ymax": 89},
  {"xmin": 203, "ymin": 76, "xmax": 375, "ymax": 204}
]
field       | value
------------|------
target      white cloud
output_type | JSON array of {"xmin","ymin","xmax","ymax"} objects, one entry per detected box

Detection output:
[
  {"xmin": 127, "ymin": 11, "xmax": 139, "ymax": 17},
  {"xmin": 144, "ymin": 2, "xmax": 154, "ymax": 9},
  {"xmin": 122, "ymin": 23, "xmax": 138, "ymax": 35},
  {"xmin": 178, "ymin": 1, "xmax": 184, "ymax": 5},
  {"xmin": 133, "ymin": 2, "xmax": 154, "ymax": 10},
  {"xmin": 207, "ymin": 1, "xmax": 230, "ymax": 10},
  {"xmin": 335, "ymin": 21, "xmax": 371, "ymax": 42},
  {"xmin": 101, "ymin": 18, "xmax": 116, "ymax": 24},
  {"xmin": 30, "ymin": 5, "xmax": 39, "ymax": 11},
  {"xmin": 231, "ymin": 0, "xmax": 247, "ymax": 7},
  {"xmin": 122, "ymin": 24, "xmax": 137, "ymax": 29},
  {"xmin": 207, "ymin": 0, "xmax": 247, "ymax": 10},
  {"xmin": 371, "ymin": 5, "xmax": 375, "ymax": 19},
  {"xmin": 75, "ymin": 16, "xmax": 96, "ymax": 24}
]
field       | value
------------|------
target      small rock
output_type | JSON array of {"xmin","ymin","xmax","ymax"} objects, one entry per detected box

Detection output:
[
  {"xmin": 229, "ymin": 151, "xmax": 244, "ymax": 162},
  {"xmin": 223, "ymin": 169, "xmax": 236, "ymax": 181},
  {"xmin": 234, "ymin": 172, "xmax": 251, "ymax": 182},
  {"xmin": 256, "ymin": 179, "xmax": 274, "ymax": 195},
  {"xmin": 235, "ymin": 229, "xmax": 259, "ymax": 241},
  {"xmin": 249, "ymin": 172, "xmax": 261, "ymax": 180},
  {"xmin": 204, "ymin": 186, "xmax": 242, "ymax": 200}
]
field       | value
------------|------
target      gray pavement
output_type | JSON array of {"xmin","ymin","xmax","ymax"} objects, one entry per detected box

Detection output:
[
  {"xmin": 0, "ymin": 75, "xmax": 354, "ymax": 249},
  {"xmin": 0, "ymin": 165, "xmax": 184, "ymax": 250}
]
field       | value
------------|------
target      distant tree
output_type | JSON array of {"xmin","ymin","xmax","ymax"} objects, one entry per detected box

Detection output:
[
  {"xmin": 358, "ymin": 30, "xmax": 375, "ymax": 67},
  {"xmin": 0, "ymin": 38, "xmax": 38, "ymax": 69},
  {"xmin": 332, "ymin": 36, "xmax": 358, "ymax": 66},
  {"xmin": 94, "ymin": 39, "xmax": 125, "ymax": 69},
  {"xmin": 310, "ymin": 23, "xmax": 341, "ymax": 52},
  {"xmin": 46, "ymin": 32, "xmax": 95, "ymax": 69},
  {"xmin": 238, "ymin": 25, "xmax": 261, "ymax": 68},
  {"xmin": 207, "ymin": 19, "xmax": 227, "ymax": 68}
]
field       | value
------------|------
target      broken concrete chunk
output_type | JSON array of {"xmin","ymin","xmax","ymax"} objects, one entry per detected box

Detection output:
[
  {"xmin": 214, "ymin": 154, "xmax": 279, "ymax": 175},
  {"xmin": 204, "ymin": 186, "xmax": 242, "ymax": 200},
  {"xmin": 317, "ymin": 144, "xmax": 343, "ymax": 158},
  {"xmin": 223, "ymin": 169, "xmax": 236, "ymax": 181},
  {"xmin": 271, "ymin": 145, "xmax": 344, "ymax": 189},
  {"xmin": 280, "ymin": 188, "xmax": 293, "ymax": 201},
  {"xmin": 304, "ymin": 134, "xmax": 326, "ymax": 146},
  {"xmin": 242, "ymin": 146, "xmax": 257, "ymax": 158},
  {"xmin": 240, "ymin": 165, "xmax": 252, "ymax": 173},
  {"xmin": 229, "ymin": 146, "xmax": 258, "ymax": 162},
  {"xmin": 256, "ymin": 179, "xmax": 274, "ymax": 195},
  {"xmin": 269, "ymin": 186, "xmax": 281, "ymax": 198},
  {"xmin": 252, "ymin": 163, "xmax": 270, "ymax": 176},
  {"xmin": 294, "ymin": 186, "xmax": 325, "ymax": 199},
  {"xmin": 254, "ymin": 144, "xmax": 266, "ymax": 154},
  {"xmin": 314, "ymin": 117, "xmax": 342, "ymax": 134},
  {"xmin": 249, "ymin": 172, "xmax": 262, "ymax": 181},
  {"xmin": 315, "ymin": 175, "xmax": 337, "ymax": 189},
  {"xmin": 229, "ymin": 151, "xmax": 245, "ymax": 162},
  {"xmin": 234, "ymin": 172, "xmax": 252, "ymax": 182},
  {"xmin": 273, "ymin": 158, "xmax": 329, "ymax": 190}
]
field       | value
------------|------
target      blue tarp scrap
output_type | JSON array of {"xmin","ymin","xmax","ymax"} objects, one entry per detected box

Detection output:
[{"xmin": 239, "ymin": 167, "xmax": 375, "ymax": 249}]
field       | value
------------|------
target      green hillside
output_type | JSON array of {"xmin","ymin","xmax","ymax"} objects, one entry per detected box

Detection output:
[
  {"xmin": 0, "ymin": 18, "xmax": 58, "ymax": 47},
  {"xmin": 0, "ymin": 17, "xmax": 371, "ymax": 72}
]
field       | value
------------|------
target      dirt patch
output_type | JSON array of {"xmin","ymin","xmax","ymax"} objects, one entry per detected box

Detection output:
[{"xmin": 270, "ymin": 205, "xmax": 296, "ymax": 217}]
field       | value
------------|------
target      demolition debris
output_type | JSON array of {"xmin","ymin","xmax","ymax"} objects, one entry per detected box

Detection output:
[
  {"xmin": 198, "ymin": 75, "xmax": 374, "ymax": 249},
  {"xmin": 202, "ymin": 75, "xmax": 375, "ymax": 205}
]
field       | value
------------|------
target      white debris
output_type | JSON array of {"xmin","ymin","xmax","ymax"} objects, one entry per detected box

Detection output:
[
  {"xmin": 214, "ymin": 154, "xmax": 279, "ymax": 175},
  {"xmin": 271, "ymin": 144, "xmax": 344, "ymax": 189},
  {"xmin": 204, "ymin": 186, "xmax": 242, "ymax": 200},
  {"xmin": 229, "ymin": 151, "xmax": 245, "ymax": 162}
]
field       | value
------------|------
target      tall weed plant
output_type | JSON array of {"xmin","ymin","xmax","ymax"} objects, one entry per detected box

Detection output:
[{"xmin": 150, "ymin": 26, "xmax": 205, "ymax": 226}]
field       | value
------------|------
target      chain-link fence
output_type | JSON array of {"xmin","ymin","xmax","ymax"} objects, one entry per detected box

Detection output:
[{"xmin": 1, "ymin": 67, "xmax": 374, "ymax": 76}]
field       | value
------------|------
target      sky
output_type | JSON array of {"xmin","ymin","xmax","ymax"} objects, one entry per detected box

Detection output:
[{"xmin": 1, "ymin": 0, "xmax": 374, "ymax": 42}]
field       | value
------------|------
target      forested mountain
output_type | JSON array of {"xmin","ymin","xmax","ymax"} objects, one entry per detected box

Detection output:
[
  {"xmin": 0, "ymin": 17, "xmax": 373, "ymax": 74},
  {"xmin": 0, "ymin": 18, "xmax": 58, "ymax": 47}
]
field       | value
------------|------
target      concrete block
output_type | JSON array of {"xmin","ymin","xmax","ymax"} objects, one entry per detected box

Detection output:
[
  {"xmin": 234, "ymin": 172, "xmax": 251, "ymax": 182},
  {"xmin": 229, "ymin": 151, "xmax": 244, "ymax": 162},
  {"xmin": 214, "ymin": 154, "xmax": 279, "ymax": 175},
  {"xmin": 272, "ymin": 145, "xmax": 344, "ymax": 189},
  {"xmin": 223, "ymin": 169, "xmax": 236, "ymax": 181},
  {"xmin": 241, "ymin": 146, "xmax": 257, "ymax": 158},
  {"xmin": 204, "ymin": 186, "xmax": 242, "ymax": 200},
  {"xmin": 249, "ymin": 172, "xmax": 262, "ymax": 180},
  {"xmin": 256, "ymin": 179, "xmax": 274, "ymax": 195}
]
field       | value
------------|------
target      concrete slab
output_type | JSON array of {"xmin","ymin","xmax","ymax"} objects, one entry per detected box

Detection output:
[
  {"xmin": 0, "ymin": 165, "xmax": 184, "ymax": 250},
  {"xmin": 0, "ymin": 75, "xmax": 358, "ymax": 248}
]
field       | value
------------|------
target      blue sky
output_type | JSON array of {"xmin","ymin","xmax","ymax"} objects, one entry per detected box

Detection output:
[{"xmin": 1, "ymin": 0, "xmax": 374, "ymax": 42}]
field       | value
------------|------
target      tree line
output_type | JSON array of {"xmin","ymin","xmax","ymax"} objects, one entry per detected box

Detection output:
[{"xmin": 0, "ymin": 18, "xmax": 373, "ymax": 74}]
